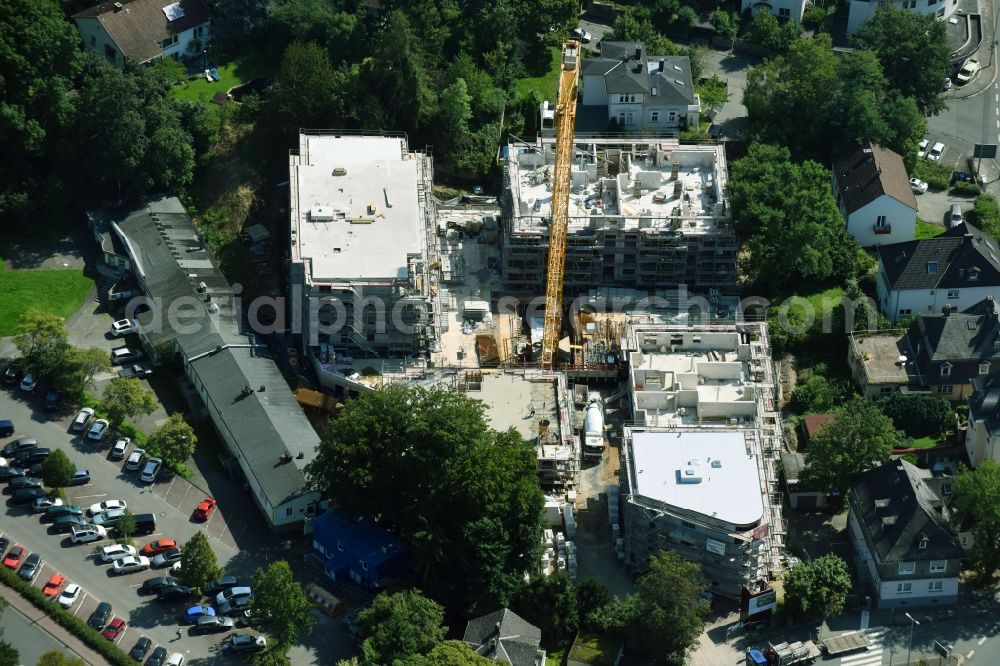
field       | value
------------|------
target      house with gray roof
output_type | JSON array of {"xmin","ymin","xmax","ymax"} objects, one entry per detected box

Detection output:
[
  {"xmin": 73, "ymin": 0, "xmax": 210, "ymax": 68},
  {"xmin": 875, "ymin": 222, "xmax": 1000, "ymax": 322},
  {"xmin": 91, "ymin": 196, "xmax": 320, "ymax": 532},
  {"xmin": 966, "ymin": 377, "xmax": 1000, "ymax": 466},
  {"xmin": 463, "ymin": 608, "xmax": 545, "ymax": 666},
  {"xmin": 740, "ymin": 0, "xmax": 807, "ymax": 22},
  {"xmin": 848, "ymin": 459, "xmax": 965, "ymax": 609},
  {"xmin": 577, "ymin": 41, "xmax": 700, "ymax": 134},
  {"xmin": 831, "ymin": 141, "xmax": 917, "ymax": 247}
]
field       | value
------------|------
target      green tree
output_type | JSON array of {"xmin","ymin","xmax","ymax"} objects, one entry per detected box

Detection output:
[
  {"xmin": 115, "ymin": 510, "xmax": 137, "ymax": 543},
  {"xmin": 789, "ymin": 363, "xmax": 853, "ymax": 414},
  {"xmin": 267, "ymin": 0, "xmax": 359, "ymax": 64},
  {"xmin": 405, "ymin": 641, "xmax": 492, "ymax": 665},
  {"xmin": 368, "ymin": 13, "xmax": 438, "ymax": 133},
  {"xmin": 251, "ymin": 652, "xmax": 293, "ymax": 666},
  {"xmin": 783, "ymin": 555, "xmax": 852, "ymax": 619},
  {"xmin": 100, "ymin": 377, "xmax": 157, "ymax": 429},
  {"xmin": 13, "ymin": 309, "xmax": 70, "ymax": 381},
  {"xmin": 802, "ymin": 396, "xmax": 899, "ymax": 495},
  {"xmin": 176, "ymin": 531, "xmax": 221, "ymax": 593},
  {"xmin": 852, "ymin": 5, "xmax": 950, "ymax": 115},
  {"xmin": 633, "ymin": 551, "xmax": 709, "ymax": 663},
  {"xmin": 357, "ymin": 589, "xmax": 446, "ymax": 664},
  {"xmin": 575, "ymin": 578, "xmax": 611, "ymax": 622},
  {"xmin": 696, "ymin": 76, "xmax": 729, "ymax": 117},
  {"xmin": 147, "ymin": 413, "xmax": 197, "ymax": 467},
  {"xmin": 267, "ymin": 41, "xmax": 344, "ymax": 136},
  {"xmin": 250, "ymin": 561, "xmax": 315, "ymax": 649},
  {"xmin": 56, "ymin": 346, "xmax": 111, "ymax": 398},
  {"xmin": 585, "ymin": 594, "xmax": 640, "ymax": 637},
  {"xmin": 0, "ymin": 640, "xmax": 14, "ymax": 666},
  {"xmin": 712, "ymin": 9, "xmax": 739, "ymax": 50},
  {"xmin": 744, "ymin": 10, "xmax": 800, "ymax": 52},
  {"xmin": 953, "ymin": 461, "xmax": 1000, "ymax": 577},
  {"xmin": 307, "ymin": 385, "xmax": 543, "ymax": 613},
  {"xmin": 40, "ymin": 449, "xmax": 75, "ymax": 488},
  {"xmin": 729, "ymin": 144, "xmax": 861, "ymax": 288},
  {"xmin": 877, "ymin": 393, "xmax": 954, "ymax": 438},
  {"xmin": 35, "ymin": 652, "xmax": 85, "ymax": 666},
  {"xmin": 436, "ymin": 78, "xmax": 473, "ymax": 155},
  {"xmin": 510, "ymin": 573, "xmax": 579, "ymax": 649}
]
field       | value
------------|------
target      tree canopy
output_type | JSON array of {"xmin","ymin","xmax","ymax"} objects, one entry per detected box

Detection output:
[
  {"xmin": 13, "ymin": 309, "xmax": 70, "ymax": 382},
  {"xmin": 510, "ymin": 572, "xmax": 580, "ymax": 648},
  {"xmin": 802, "ymin": 396, "xmax": 899, "ymax": 495},
  {"xmin": 307, "ymin": 385, "xmax": 543, "ymax": 613},
  {"xmin": 877, "ymin": 393, "xmax": 954, "ymax": 438},
  {"xmin": 250, "ymin": 561, "xmax": 315, "ymax": 650},
  {"xmin": 147, "ymin": 413, "xmax": 197, "ymax": 467},
  {"xmin": 100, "ymin": 377, "xmax": 157, "ymax": 429},
  {"xmin": 953, "ymin": 461, "xmax": 1000, "ymax": 577},
  {"xmin": 356, "ymin": 589, "xmax": 447, "ymax": 665},
  {"xmin": 41, "ymin": 449, "xmax": 76, "ymax": 488},
  {"xmin": 177, "ymin": 531, "xmax": 222, "ymax": 593},
  {"xmin": 783, "ymin": 555, "xmax": 852, "ymax": 619},
  {"xmin": 632, "ymin": 551, "xmax": 709, "ymax": 664}
]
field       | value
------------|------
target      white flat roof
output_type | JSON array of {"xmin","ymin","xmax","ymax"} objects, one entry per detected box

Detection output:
[
  {"xmin": 631, "ymin": 430, "xmax": 764, "ymax": 526},
  {"xmin": 294, "ymin": 135, "xmax": 423, "ymax": 281}
]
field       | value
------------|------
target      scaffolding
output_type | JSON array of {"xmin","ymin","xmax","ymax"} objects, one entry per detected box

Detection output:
[{"xmin": 541, "ymin": 41, "xmax": 581, "ymax": 368}]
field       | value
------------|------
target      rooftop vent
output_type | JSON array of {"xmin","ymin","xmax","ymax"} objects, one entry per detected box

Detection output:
[
  {"xmin": 113, "ymin": 1, "xmax": 124, "ymax": 10},
  {"xmin": 710, "ymin": 459, "xmax": 722, "ymax": 468},
  {"xmin": 881, "ymin": 515, "xmax": 897, "ymax": 527},
  {"xmin": 673, "ymin": 64, "xmax": 682, "ymax": 72},
  {"xmin": 675, "ymin": 79, "xmax": 685, "ymax": 86}
]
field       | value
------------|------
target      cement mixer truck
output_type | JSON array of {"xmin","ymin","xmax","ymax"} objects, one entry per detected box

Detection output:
[{"xmin": 583, "ymin": 397, "xmax": 605, "ymax": 462}]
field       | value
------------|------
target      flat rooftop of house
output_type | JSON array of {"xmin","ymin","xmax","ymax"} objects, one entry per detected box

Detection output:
[
  {"xmin": 291, "ymin": 133, "xmax": 426, "ymax": 282},
  {"xmin": 848, "ymin": 332, "xmax": 918, "ymax": 385},
  {"xmin": 507, "ymin": 140, "xmax": 729, "ymax": 236},
  {"xmin": 630, "ymin": 430, "xmax": 764, "ymax": 526},
  {"xmin": 475, "ymin": 373, "xmax": 560, "ymax": 445}
]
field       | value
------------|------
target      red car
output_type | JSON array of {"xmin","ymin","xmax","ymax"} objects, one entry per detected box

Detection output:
[
  {"xmin": 43, "ymin": 573, "xmax": 66, "ymax": 597},
  {"xmin": 193, "ymin": 497, "xmax": 217, "ymax": 521},
  {"xmin": 101, "ymin": 617, "xmax": 126, "ymax": 640},
  {"xmin": 2, "ymin": 545, "xmax": 24, "ymax": 569},
  {"xmin": 140, "ymin": 538, "xmax": 177, "ymax": 557}
]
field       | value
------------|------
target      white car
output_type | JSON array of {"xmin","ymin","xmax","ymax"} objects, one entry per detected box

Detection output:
[
  {"xmin": 71, "ymin": 407, "xmax": 95, "ymax": 432},
  {"xmin": 165, "ymin": 653, "xmax": 184, "ymax": 666},
  {"xmin": 112, "ymin": 555, "xmax": 150, "ymax": 575},
  {"xmin": 110, "ymin": 437, "xmax": 130, "ymax": 460},
  {"xmin": 58, "ymin": 583, "xmax": 83, "ymax": 609},
  {"xmin": 140, "ymin": 457, "xmax": 163, "ymax": 484},
  {"xmin": 110, "ymin": 319, "xmax": 138, "ymax": 336},
  {"xmin": 957, "ymin": 58, "xmax": 981, "ymax": 84},
  {"xmin": 152, "ymin": 549, "xmax": 182, "ymax": 568},
  {"xmin": 86, "ymin": 419, "xmax": 110, "ymax": 441},
  {"xmin": 571, "ymin": 27, "xmax": 592, "ymax": 44},
  {"xmin": 917, "ymin": 139, "xmax": 929, "ymax": 159},
  {"xmin": 928, "ymin": 142, "xmax": 945, "ymax": 161},
  {"xmin": 100, "ymin": 544, "xmax": 137, "ymax": 563},
  {"xmin": 19, "ymin": 372, "xmax": 36, "ymax": 392},
  {"xmin": 909, "ymin": 177, "xmax": 928, "ymax": 194},
  {"xmin": 89, "ymin": 499, "xmax": 127, "ymax": 516},
  {"xmin": 93, "ymin": 508, "xmax": 126, "ymax": 526},
  {"xmin": 125, "ymin": 448, "xmax": 146, "ymax": 471},
  {"xmin": 70, "ymin": 524, "xmax": 106, "ymax": 544}
]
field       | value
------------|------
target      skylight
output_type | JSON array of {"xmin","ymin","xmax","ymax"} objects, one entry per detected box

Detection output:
[{"xmin": 162, "ymin": 2, "xmax": 185, "ymax": 21}]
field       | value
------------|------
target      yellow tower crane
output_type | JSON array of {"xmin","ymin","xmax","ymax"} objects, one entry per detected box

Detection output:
[{"xmin": 540, "ymin": 41, "xmax": 581, "ymax": 369}]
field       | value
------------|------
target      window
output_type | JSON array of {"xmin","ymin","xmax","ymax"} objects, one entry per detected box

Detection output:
[
  {"xmin": 930, "ymin": 560, "xmax": 947, "ymax": 572},
  {"xmin": 981, "ymin": 362, "xmax": 991, "ymax": 375},
  {"xmin": 159, "ymin": 34, "xmax": 179, "ymax": 49},
  {"xmin": 940, "ymin": 363, "xmax": 952, "ymax": 377},
  {"xmin": 875, "ymin": 215, "xmax": 888, "ymax": 229},
  {"xmin": 361, "ymin": 561, "xmax": 368, "ymax": 571},
  {"xmin": 898, "ymin": 561, "xmax": 915, "ymax": 575},
  {"xmin": 879, "ymin": 387, "xmax": 894, "ymax": 395},
  {"xmin": 970, "ymin": 268, "xmax": 981, "ymax": 281},
  {"xmin": 947, "ymin": 290, "xmax": 959, "ymax": 298},
  {"xmin": 90, "ymin": 35, "xmax": 96, "ymax": 46},
  {"xmin": 897, "ymin": 582, "xmax": 912, "ymax": 594},
  {"xmin": 104, "ymin": 44, "xmax": 117, "ymax": 62},
  {"xmin": 899, "ymin": 309, "xmax": 912, "ymax": 316},
  {"xmin": 779, "ymin": 7, "xmax": 790, "ymax": 16},
  {"xmin": 284, "ymin": 507, "xmax": 293, "ymax": 517},
  {"xmin": 919, "ymin": 537, "xmax": 928, "ymax": 550},
  {"xmin": 927, "ymin": 261, "xmax": 938, "ymax": 274},
  {"xmin": 928, "ymin": 581, "xmax": 943, "ymax": 592},
  {"xmin": 650, "ymin": 111, "xmax": 659, "ymax": 123},
  {"xmin": 193, "ymin": 26, "xmax": 203, "ymax": 38},
  {"xmin": 994, "ymin": 338, "xmax": 1000, "ymax": 349},
  {"xmin": 336, "ymin": 542, "xmax": 344, "ymax": 552},
  {"xmin": 937, "ymin": 385, "xmax": 954, "ymax": 394}
]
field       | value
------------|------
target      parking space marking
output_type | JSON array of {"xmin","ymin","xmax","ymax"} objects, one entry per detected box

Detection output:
[
  {"xmin": 72, "ymin": 493, "xmax": 106, "ymax": 500},
  {"xmin": 73, "ymin": 592, "xmax": 87, "ymax": 615},
  {"xmin": 116, "ymin": 627, "xmax": 127, "ymax": 646},
  {"xmin": 979, "ymin": 637, "xmax": 987, "ymax": 646}
]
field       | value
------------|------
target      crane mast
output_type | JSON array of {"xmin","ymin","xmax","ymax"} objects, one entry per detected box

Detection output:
[{"xmin": 540, "ymin": 41, "xmax": 580, "ymax": 369}]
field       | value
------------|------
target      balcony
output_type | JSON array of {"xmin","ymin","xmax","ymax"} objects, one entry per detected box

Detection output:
[{"xmin": 874, "ymin": 224, "xmax": 892, "ymax": 235}]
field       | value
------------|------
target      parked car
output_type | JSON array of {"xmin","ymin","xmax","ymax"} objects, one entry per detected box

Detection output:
[
  {"xmin": 139, "ymin": 457, "xmax": 162, "ymax": 483},
  {"xmin": 0, "ymin": 420, "xmax": 13, "ymax": 437},
  {"xmin": 156, "ymin": 585, "xmax": 195, "ymax": 602},
  {"xmin": 0, "ymin": 467, "xmax": 26, "ymax": 481},
  {"xmin": 0, "ymin": 538, "xmax": 8, "ymax": 559},
  {"xmin": 100, "ymin": 544, "xmax": 138, "ymax": 563},
  {"xmin": 8, "ymin": 476, "xmax": 42, "ymax": 491},
  {"xmin": 119, "ymin": 364, "xmax": 153, "ymax": 379},
  {"xmin": 2, "ymin": 545, "xmax": 24, "ymax": 568},
  {"xmin": 44, "ymin": 504, "xmax": 83, "ymax": 521},
  {"xmin": 949, "ymin": 203, "xmax": 965, "ymax": 226},
  {"xmin": 958, "ymin": 58, "xmax": 981, "ymax": 84},
  {"xmin": 909, "ymin": 177, "xmax": 928, "ymax": 194},
  {"xmin": 19, "ymin": 373, "xmax": 36, "ymax": 392},
  {"xmin": 32, "ymin": 496, "xmax": 62, "ymax": 512},
  {"xmin": 165, "ymin": 653, "xmax": 184, "ymax": 666},
  {"xmin": 18, "ymin": 553, "xmax": 42, "ymax": 582},
  {"xmin": 110, "ymin": 319, "xmax": 138, "ymax": 336},
  {"xmin": 125, "ymin": 448, "xmax": 146, "ymax": 471},
  {"xmin": 58, "ymin": 583, "xmax": 82, "ymax": 608},
  {"xmin": 3, "ymin": 366, "xmax": 20, "ymax": 385},
  {"xmin": 918, "ymin": 139, "xmax": 929, "ymax": 158},
  {"xmin": 110, "ymin": 438, "xmax": 130, "ymax": 460},
  {"xmin": 226, "ymin": 633, "xmax": 267, "ymax": 654},
  {"xmin": 132, "ymin": 512, "xmax": 157, "ymax": 536},
  {"xmin": 215, "ymin": 586, "xmax": 253, "ymax": 607},
  {"xmin": 147, "ymin": 647, "xmax": 168, "ymax": 666},
  {"xmin": 570, "ymin": 27, "xmax": 592, "ymax": 43},
  {"xmin": 43, "ymin": 573, "xmax": 66, "ymax": 596},
  {"xmin": 13, "ymin": 447, "xmax": 50, "ymax": 465},
  {"xmin": 185, "ymin": 605, "xmax": 216, "ymax": 624},
  {"xmin": 70, "ymin": 524, "xmax": 107, "ymax": 544},
  {"xmin": 11, "ymin": 487, "xmax": 48, "ymax": 505},
  {"xmin": 193, "ymin": 497, "xmax": 217, "ymax": 521},
  {"xmin": 112, "ymin": 555, "xmax": 150, "ymax": 575},
  {"xmin": 928, "ymin": 142, "xmax": 945, "ymax": 161},
  {"xmin": 142, "ymin": 538, "xmax": 177, "ymax": 557},
  {"xmin": 129, "ymin": 636, "xmax": 153, "ymax": 661},
  {"xmin": 152, "ymin": 549, "xmax": 182, "ymax": 568},
  {"xmin": 110, "ymin": 348, "xmax": 144, "ymax": 365},
  {"xmin": 71, "ymin": 408, "xmax": 94, "ymax": 432},
  {"xmin": 140, "ymin": 576, "xmax": 178, "ymax": 595},
  {"xmin": 86, "ymin": 419, "xmax": 110, "ymax": 441},
  {"xmin": 69, "ymin": 469, "xmax": 91, "ymax": 486},
  {"xmin": 195, "ymin": 615, "xmax": 235, "ymax": 634},
  {"xmin": 102, "ymin": 617, "xmax": 127, "ymax": 640},
  {"xmin": 205, "ymin": 576, "xmax": 241, "ymax": 596},
  {"xmin": 88, "ymin": 601, "xmax": 113, "ymax": 630},
  {"xmin": 2, "ymin": 437, "xmax": 36, "ymax": 457},
  {"xmin": 89, "ymin": 499, "xmax": 127, "ymax": 516},
  {"xmin": 51, "ymin": 514, "xmax": 88, "ymax": 533},
  {"xmin": 43, "ymin": 389, "xmax": 62, "ymax": 410}
]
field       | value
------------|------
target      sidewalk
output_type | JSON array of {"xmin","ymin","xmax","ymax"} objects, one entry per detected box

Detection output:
[{"xmin": 0, "ymin": 584, "xmax": 106, "ymax": 665}]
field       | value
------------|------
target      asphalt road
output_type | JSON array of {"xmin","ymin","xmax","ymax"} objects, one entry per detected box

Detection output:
[{"xmin": 0, "ymin": 601, "xmax": 83, "ymax": 665}]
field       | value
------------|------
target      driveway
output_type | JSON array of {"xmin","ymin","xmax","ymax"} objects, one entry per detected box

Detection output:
[{"xmin": 915, "ymin": 187, "xmax": 978, "ymax": 229}]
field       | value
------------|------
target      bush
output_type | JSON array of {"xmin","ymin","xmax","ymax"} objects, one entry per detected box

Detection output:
[
  {"xmin": 952, "ymin": 181, "xmax": 982, "ymax": 196},
  {"xmin": 801, "ymin": 5, "xmax": 829, "ymax": 28},
  {"xmin": 969, "ymin": 195, "xmax": 1000, "ymax": 238},
  {"xmin": 0, "ymin": 564, "xmax": 132, "ymax": 666},
  {"xmin": 877, "ymin": 393, "xmax": 953, "ymax": 438},
  {"xmin": 912, "ymin": 159, "xmax": 952, "ymax": 190}
]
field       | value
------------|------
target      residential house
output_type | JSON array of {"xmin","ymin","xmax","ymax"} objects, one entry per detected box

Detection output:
[
  {"xmin": 831, "ymin": 141, "xmax": 917, "ymax": 248},
  {"xmin": 577, "ymin": 41, "xmax": 700, "ymax": 134},
  {"xmin": 310, "ymin": 511, "xmax": 408, "ymax": 590},
  {"xmin": 88, "ymin": 197, "xmax": 321, "ymax": 532},
  {"xmin": 463, "ymin": 608, "xmax": 545, "ymax": 666},
  {"xmin": 780, "ymin": 451, "xmax": 828, "ymax": 510},
  {"xmin": 847, "ymin": 0, "xmax": 957, "ymax": 35},
  {"xmin": 848, "ymin": 459, "xmax": 964, "ymax": 609},
  {"xmin": 73, "ymin": 0, "xmax": 210, "ymax": 68},
  {"xmin": 797, "ymin": 413, "xmax": 835, "ymax": 447},
  {"xmin": 846, "ymin": 330, "xmax": 919, "ymax": 398},
  {"xmin": 875, "ymin": 222, "xmax": 1000, "ymax": 322},
  {"xmin": 965, "ymin": 378, "xmax": 1000, "ymax": 466},
  {"xmin": 740, "ymin": 0, "xmax": 807, "ymax": 23}
]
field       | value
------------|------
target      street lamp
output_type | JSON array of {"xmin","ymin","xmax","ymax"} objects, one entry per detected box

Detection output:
[{"xmin": 905, "ymin": 612, "xmax": 920, "ymax": 665}]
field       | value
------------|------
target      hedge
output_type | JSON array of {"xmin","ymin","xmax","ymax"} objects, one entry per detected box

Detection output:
[{"xmin": 0, "ymin": 564, "xmax": 132, "ymax": 666}]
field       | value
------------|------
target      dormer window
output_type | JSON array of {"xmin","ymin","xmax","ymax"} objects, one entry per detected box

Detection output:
[
  {"xmin": 980, "ymin": 362, "xmax": 991, "ymax": 375},
  {"xmin": 919, "ymin": 537, "xmax": 929, "ymax": 550},
  {"xmin": 927, "ymin": 261, "xmax": 938, "ymax": 274},
  {"xmin": 940, "ymin": 363, "xmax": 952, "ymax": 377},
  {"xmin": 994, "ymin": 338, "xmax": 1000, "ymax": 349},
  {"xmin": 970, "ymin": 267, "xmax": 981, "ymax": 281}
]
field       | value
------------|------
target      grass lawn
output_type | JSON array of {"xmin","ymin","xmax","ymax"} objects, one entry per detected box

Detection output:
[
  {"xmin": 170, "ymin": 53, "xmax": 269, "ymax": 106},
  {"xmin": 0, "ymin": 265, "xmax": 93, "ymax": 336},
  {"xmin": 916, "ymin": 220, "xmax": 945, "ymax": 239},
  {"xmin": 773, "ymin": 286, "xmax": 846, "ymax": 320},
  {"xmin": 515, "ymin": 46, "xmax": 561, "ymax": 101},
  {"xmin": 903, "ymin": 436, "xmax": 939, "ymax": 449}
]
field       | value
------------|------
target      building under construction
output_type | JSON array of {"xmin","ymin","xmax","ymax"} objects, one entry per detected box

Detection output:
[
  {"xmin": 501, "ymin": 136, "xmax": 736, "ymax": 298},
  {"xmin": 618, "ymin": 321, "xmax": 785, "ymax": 600}
]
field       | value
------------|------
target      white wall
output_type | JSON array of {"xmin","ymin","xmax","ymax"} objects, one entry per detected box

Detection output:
[
  {"xmin": 847, "ymin": 0, "xmax": 953, "ymax": 34},
  {"xmin": 741, "ymin": 0, "xmax": 808, "ymax": 23},
  {"xmin": 156, "ymin": 23, "xmax": 210, "ymax": 64},
  {"xmin": 880, "ymin": 283, "xmax": 1000, "ymax": 322},
  {"xmin": 847, "ymin": 196, "xmax": 916, "ymax": 248},
  {"xmin": 876, "ymin": 575, "xmax": 959, "ymax": 606},
  {"xmin": 966, "ymin": 412, "xmax": 1000, "ymax": 467},
  {"xmin": 74, "ymin": 17, "xmax": 122, "ymax": 67}
]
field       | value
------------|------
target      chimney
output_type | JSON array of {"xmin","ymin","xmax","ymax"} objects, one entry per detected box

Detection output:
[
  {"xmin": 635, "ymin": 46, "xmax": 642, "ymax": 60},
  {"xmin": 943, "ymin": 304, "xmax": 953, "ymax": 316},
  {"xmin": 659, "ymin": 59, "xmax": 665, "ymax": 72}
]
